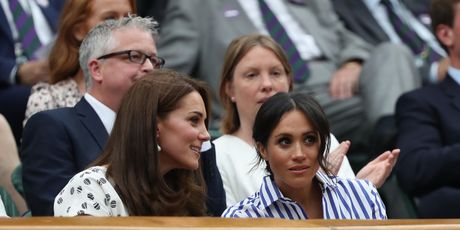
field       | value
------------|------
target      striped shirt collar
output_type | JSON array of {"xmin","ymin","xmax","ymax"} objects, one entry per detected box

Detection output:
[{"xmin": 258, "ymin": 170, "xmax": 337, "ymax": 211}]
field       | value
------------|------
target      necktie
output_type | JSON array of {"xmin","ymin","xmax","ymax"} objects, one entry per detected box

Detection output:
[
  {"xmin": 380, "ymin": 0, "xmax": 443, "ymax": 63},
  {"xmin": 8, "ymin": 0, "xmax": 42, "ymax": 59},
  {"xmin": 258, "ymin": 0, "xmax": 309, "ymax": 84}
]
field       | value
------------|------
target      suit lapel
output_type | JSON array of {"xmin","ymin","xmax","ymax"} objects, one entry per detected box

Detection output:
[
  {"xmin": 75, "ymin": 98, "xmax": 109, "ymax": 150},
  {"xmin": 0, "ymin": 8, "xmax": 13, "ymax": 43},
  {"xmin": 350, "ymin": 0, "xmax": 390, "ymax": 43},
  {"xmin": 219, "ymin": 0, "xmax": 257, "ymax": 36},
  {"xmin": 441, "ymin": 75, "xmax": 460, "ymax": 113},
  {"xmin": 39, "ymin": 4, "xmax": 59, "ymax": 32},
  {"xmin": 285, "ymin": 0, "xmax": 335, "ymax": 59}
]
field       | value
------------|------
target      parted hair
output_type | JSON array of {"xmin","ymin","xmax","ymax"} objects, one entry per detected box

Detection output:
[
  {"xmin": 219, "ymin": 34, "xmax": 293, "ymax": 134},
  {"xmin": 252, "ymin": 92, "xmax": 332, "ymax": 177},
  {"xmin": 92, "ymin": 69, "xmax": 210, "ymax": 216},
  {"xmin": 48, "ymin": 0, "xmax": 137, "ymax": 84},
  {"xmin": 79, "ymin": 15, "xmax": 159, "ymax": 89}
]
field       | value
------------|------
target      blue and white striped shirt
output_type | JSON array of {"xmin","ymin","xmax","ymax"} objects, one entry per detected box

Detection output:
[{"xmin": 222, "ymin": 171, "xmax": 387, "ymax": 219}]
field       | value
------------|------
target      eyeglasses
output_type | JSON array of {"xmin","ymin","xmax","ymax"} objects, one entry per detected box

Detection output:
[{"xmin": 97, "ymin": 50, "xmax": 165, "ymax": 69}]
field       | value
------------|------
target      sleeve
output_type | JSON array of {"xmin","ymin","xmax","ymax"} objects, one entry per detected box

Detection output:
[
  {"xmin": 368, "ymin": 182, "xmax": 387, "ymax": 219},
  {"xmin": 157, "ymin": 0, "xmax": 204, "ymax": 74},
  {"xmin": 21, "ymin": 111, "xmax": 77, "ymax": 216},
  {"xmin": 395, "ymin": 91, "xmax": 460, "ymax": 195},
  {"xmin": 54, "ymin": 170, "xmax": 112, "ymax": 216}
]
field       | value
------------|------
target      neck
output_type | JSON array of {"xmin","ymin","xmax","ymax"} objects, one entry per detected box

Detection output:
[
  {"xmin": 284, "ymin": 178, "xmax": 323, "ymax": 219},
  {"xmin": 74, "ymin": 70, "xmax": 86, "ymax": 93},
  {"xmin": 87, "ymin": 89, "xmax": 119, "ymax": 112},
  {"xmin": 233, "ymin": 119, "xmax": 255, "ymax": 147}
]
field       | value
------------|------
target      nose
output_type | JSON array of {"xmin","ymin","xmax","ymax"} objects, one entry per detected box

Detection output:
[
  {"xmin": 140, "ymin": 58, "xmax": 155, "ymax": 73},
  {"xmin": 199, "ymin": 128, "xmax": 211, "ymax": 142},
  {"xmin": 292, "ymin": 143, "xmax": 306, "ymax": 162},
  {"xmin": 260, "ymin": 73, "xmax": 273, "ymax": 92}
]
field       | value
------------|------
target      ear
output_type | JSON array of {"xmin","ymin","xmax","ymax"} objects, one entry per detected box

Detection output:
[
  {"xmin": 88, "ymin": 59, "xmax": 103, "ymax": 84},
  {"xmin": 224, "ymin": 80, "xmax": 235, "ymax": 102},
  {"xmin": 436, "ymin": 24, "xmax": 454, "ymax": 49},
  {"xmin": 256, "ymin": 142, "xmax": 268, "ymax": 161}
]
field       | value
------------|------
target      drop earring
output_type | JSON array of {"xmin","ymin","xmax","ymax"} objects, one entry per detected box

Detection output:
[{"xmin": 157, "ymin": 144, "xmax": 162, "ymax": 152}]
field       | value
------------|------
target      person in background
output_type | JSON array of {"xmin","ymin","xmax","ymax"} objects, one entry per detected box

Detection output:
[
  {"xmin": 222, "ymin": 92, "xmax": 386, "ymax": 219},
  {"xmin": 158, "ymin": 0, "xmax": 420, "ymax": 159},
  {"xmin": 332, "ymin": 0, "xmax": 446, "ymax": 83},
  {"xmin": 54, "ymin": 71, "xmax": 211, "ymax": 216},
  {"xmin": 21, "ymin": 15, "xmax": 160, "ymax": 216},
  {"xmin": 0, "ymin": 0, "xmax": 64, "ymax": 144},
  {"xmin": 214, "ymin": 34, "xmax": 399, "ymax": 207},
  {"xmin": 0, "ymin": 114, "xmax": 26, "ymax": 215},
  {"xmin": 395, "ymin": 0, "xmax": 460, "ymax": 218},
  {"xmin": 23, "ymin": 0, "xmax": 135, "ymax": 125}
]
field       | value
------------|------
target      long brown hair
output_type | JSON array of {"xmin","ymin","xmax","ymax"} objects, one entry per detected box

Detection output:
[
  {"xmin": 48, "ymin": 0, "xmax": 136, "ymax": 84},
  {"xmin": 219, "ymin": 34, "xmax": 293, "ymax": 134},
  {"xmin": 92, "ymin": 69, "xmax": 210, "ymax": 216}
]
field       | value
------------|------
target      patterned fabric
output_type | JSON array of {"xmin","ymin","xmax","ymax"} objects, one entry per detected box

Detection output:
[
  {"xmin": 8, "ymin": 0, "xmax": 42, "ymax": 59},
  {"xmin": 54, "ymin": 166, "xmax": 128, "ymax": 216},
  {"xmin": 380, "ymin": 0, "xmax": 443, "ymax": 63},
  {"xmin": 258, "ymin": 0, "xmax": 309, "ymax": 83},
  {"xmin": 222, "ymin": 171, "xmax": 387, "ymax": 219},
  {"xmin": 24, "ymin": 78, "xmax": 83, "ymax": 126}
]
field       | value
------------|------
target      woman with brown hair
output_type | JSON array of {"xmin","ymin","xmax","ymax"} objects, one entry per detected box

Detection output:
[
  {"xmin": 54, "ymin": 70, "xmax": 211, "ymax": 216},
  {"xmin": 23, "ymin": 0, "xmax": 135, "ymax": 125},
  {"xmin": 214, "ymin": 34, "xmax": 399, "ymax": 207}
]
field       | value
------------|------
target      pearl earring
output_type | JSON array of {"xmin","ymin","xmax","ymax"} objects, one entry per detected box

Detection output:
[{"xmin": 157, "ymin": 144, "xmax": 162, "ymax": 152}]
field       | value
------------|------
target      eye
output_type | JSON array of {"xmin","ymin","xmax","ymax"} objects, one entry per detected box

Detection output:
[
  {"xmin": 277, "ymin": 136, "xmax": 292, "ymax": 147},
  {"xmin": 244, "ymin": 72, "xmax": 258, "ymax": 79},
  {"xmin": 188, "ymin": 116, "xmax": 201, "ymax": 126},
  {"xmin": 304, "ymin": 134, "xmax": 318, "ymax": 145},
  {"xmin": 102, "ymin": 13, "xmax": 117, "ymax": 20},
  {"xmin": 129, "ymin": 51, "xmax": 144, "ymax": 62}
]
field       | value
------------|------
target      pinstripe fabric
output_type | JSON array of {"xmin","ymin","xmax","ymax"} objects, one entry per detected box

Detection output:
[{"xmin": 222, "ymin": 171, "xmax": 387, "ymax": 219}]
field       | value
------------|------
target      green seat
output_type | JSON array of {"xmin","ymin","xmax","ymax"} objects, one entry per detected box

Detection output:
[
  {"xmin": 11, "ymin": 165, "xmax": 23, "ymax": 199},
  {"xmin": 0, "ymin": 187, "xmax": 20, "ymax": 217}
]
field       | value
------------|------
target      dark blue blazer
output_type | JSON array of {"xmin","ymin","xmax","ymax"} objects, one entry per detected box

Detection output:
[
  {"xmin": 21, "ymin": 97, "xmax": 108, "ymax": 216},
  {"xmin": 395, "ymin": 75, "xmax": 460, "ymax": 218},
  {"xmin": 0, "ymin": 0, "xmax": 63, "ymax": 84},
  {"xmin": 200, "ymin": 143, "xmax": 226, "ymax": 216}
]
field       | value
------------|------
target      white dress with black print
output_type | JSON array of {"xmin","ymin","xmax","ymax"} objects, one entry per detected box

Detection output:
[{"xmin": 54, "ymin": 166, "xmax": 128, "ymax": 216}]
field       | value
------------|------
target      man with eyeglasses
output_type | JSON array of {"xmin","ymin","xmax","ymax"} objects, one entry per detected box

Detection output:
[{"xmin": 20, "ymin": 16, "xmax": 162, "ymax": 216}]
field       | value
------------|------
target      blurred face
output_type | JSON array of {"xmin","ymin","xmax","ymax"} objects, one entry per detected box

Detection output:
[
  {"xmin": 258, "ymin": 110, "xmax": 320, "ymax": 194},
  {"xmin": 90, "ymin": 27, "xmax": 156, "ymax": 111},
  {"xmin": 75, "ymin": 0, "xmax": 133, "ymax": 41},
  {"xmin": 226, "ymin": 46, "xmax": 290, "ymax": 127},
  {"xmin": 157, "ymin": 91, "xmax": 211, "ymax": 175}
]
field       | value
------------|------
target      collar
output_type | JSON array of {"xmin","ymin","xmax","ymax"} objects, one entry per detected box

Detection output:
[
  {"xmin": 258, "ymin": 170, "xmax": 337, "ymax": 210},
  {"xmin": 447, "ymin": 66, "xmax": 460, "ymax": 86},
  {"xmin": 363, "ymin": 0, "xmax": 381, "ymax": 10},
  {"xmin": 84, "ymin": 93, "xmax": 116, "ymax": 134}
]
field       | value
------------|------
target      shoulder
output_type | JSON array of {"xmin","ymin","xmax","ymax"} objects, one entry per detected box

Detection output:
[
  {"xmin": 54, "ymin": 166, "xmax": 116, "ymax": 216},
  {"xmin": 221, "ymin": 195, "xmax": 260, "ymax": 218}
]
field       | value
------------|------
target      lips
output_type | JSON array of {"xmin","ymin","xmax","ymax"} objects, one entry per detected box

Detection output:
[
  {"xmin": 190, "ymin": 146, "xmax": 201, "ymax": 156},
  {"xmin": 289, "ymin": 165, "xmax": 309, "ymax": 172}
]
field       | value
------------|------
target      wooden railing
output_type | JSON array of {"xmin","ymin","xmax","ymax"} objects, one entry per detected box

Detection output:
[{"xmin": 0, "ymin": 217, "xmax": 460, "ymax": 229}]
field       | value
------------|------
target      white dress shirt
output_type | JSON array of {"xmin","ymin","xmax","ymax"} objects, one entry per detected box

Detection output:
[
  {"xmin": 84, "ymin": 93, "xmax": 116, "ymax": 134},
  {"xmin": 447, "ymin": 67, "xmax": 460, "ymax": 86},
  {"xmin": 363, "ymin": 0, "xmax": 445, "ymax": 82}
]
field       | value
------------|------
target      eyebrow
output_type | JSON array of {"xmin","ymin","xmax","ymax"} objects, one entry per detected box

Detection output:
[{"xmin": 190, "ymin": 111, "xmax": 206, "ymax": 119}]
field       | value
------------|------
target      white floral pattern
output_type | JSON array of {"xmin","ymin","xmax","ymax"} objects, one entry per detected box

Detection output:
[{"xmin": 23, "ymin": 78, "xmax": 83, "ymax": 126}]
